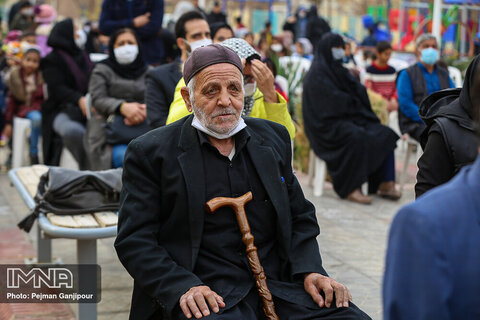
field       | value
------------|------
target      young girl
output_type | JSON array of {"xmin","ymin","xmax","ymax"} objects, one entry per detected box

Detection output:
[{"xmin": 2, "ymin": 46, "xmax": 44, "ymax": 164}]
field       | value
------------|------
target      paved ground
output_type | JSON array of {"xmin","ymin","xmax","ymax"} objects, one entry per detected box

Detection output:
[{"xmin": 0, "ymin": 144, "xmax": 419, "ymax": 320}]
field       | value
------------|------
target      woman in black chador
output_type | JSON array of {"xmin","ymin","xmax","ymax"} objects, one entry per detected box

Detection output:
[{"xmin": 302, "ymin": 33, "xmax": 400, "ymax": 204}]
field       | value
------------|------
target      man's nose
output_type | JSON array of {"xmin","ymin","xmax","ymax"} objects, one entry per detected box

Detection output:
[{"xmin": 217, "ymin": 88, "xmax": 231, "ymax": 107}]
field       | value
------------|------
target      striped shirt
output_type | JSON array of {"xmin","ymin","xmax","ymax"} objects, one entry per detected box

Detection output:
[{"xmin": 364, "ymin": 62, "xmax": 397, "ymax": 100}]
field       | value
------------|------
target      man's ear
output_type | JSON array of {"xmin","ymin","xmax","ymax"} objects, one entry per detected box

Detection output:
[
  {"xmin": 177, "ymin": 38, "xmax": 186, "ymax": 51},
  {"xmin": 181, "ymin": 87, "xmax": 193, "ymax": 112}
]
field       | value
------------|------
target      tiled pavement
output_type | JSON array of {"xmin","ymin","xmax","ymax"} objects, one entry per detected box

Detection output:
[{"xmin": 0, "ymin": 147, "xmax": 419, "ymax": 320}]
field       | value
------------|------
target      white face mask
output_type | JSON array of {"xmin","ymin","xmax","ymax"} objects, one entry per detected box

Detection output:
[
  {"xmin": 244, "ymin": 81, "xmax": 256, "ymax": 96},
  {"xmin": 186, "ymin": 38, "xmax": 212, "ymax": 54},
  {"xmin": 22, "ymin": 8, "xmax": 34, "ymax": 16},
  {"xmin": 271, "ymin": 44, "xmax": 283, "ymax": 53},
  {"xmin": 331, "ymin": 47, "xmax": 345, "ymax": 61},
  {"xmin": 74, "ymin": 29, "xmax": 87, "ymax": 49},
  {"xmin": 192, "ymin": 115, "xmax": 246, "ymax": 140},
  {"xmin": 114, "ymin": 44, "xmax": 139, "ymax": 65}
]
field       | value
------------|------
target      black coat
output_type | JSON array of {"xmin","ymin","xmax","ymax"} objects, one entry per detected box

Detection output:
[
  {"xmin": 415, "ymin": 55, "xmax": 480, "ymax": 198},
  {"xmin": 302, "ymin": 33, "xmax": 398, "ymax": 198},
  {"xmin": 145, "ymin": 60, "xmax": 182, "ymax": 128},
  {"xmin": 40, "ymin": 19, "xmax": 93, "ymax": 165},
  {"xmin": 115, "ymin": 115, "xmax": 326, "ymax": 319}
]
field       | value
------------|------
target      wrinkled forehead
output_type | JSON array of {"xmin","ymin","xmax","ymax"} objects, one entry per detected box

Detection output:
[{"xmin": 194, "ymin": 63, "xmax": 243, "ymax": 85}]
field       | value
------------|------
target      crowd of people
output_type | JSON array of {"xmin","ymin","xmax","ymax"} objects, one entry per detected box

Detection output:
[{"xmin": 1, "ymin": 1, "xmax": 480, "ymax": 319}]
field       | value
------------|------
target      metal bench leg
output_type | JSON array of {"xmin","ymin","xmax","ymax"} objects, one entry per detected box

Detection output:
[
  {"xmin": 77, "ymin": 239, "xmax": 97, "ymax": 320},
  {"xmin": 37, "ymin": 224, "xmax": 52, "ymax": 263}
]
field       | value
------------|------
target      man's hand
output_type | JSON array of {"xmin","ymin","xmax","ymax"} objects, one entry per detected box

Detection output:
[
  {"xmin": 133, "ymin": 12, "xmax": 151, "ymax": 28},
  {"xmin": 179, "ymin": 285, "xmax": 225, "ymax": 319},
  {"xmin": 250, "ymin": 59, "xmax": 278, "ymax": 103},
  {"xmin": 304, "ymin": 273, "xmax": 352, "ymax": 308}
]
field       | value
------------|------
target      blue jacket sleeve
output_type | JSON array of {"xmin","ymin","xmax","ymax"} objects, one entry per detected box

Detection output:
[
  {"xmin": 99, "ymin": 0, "xmax": 133, "ymax": 35},
  {"xmin": 383, "ymin": 204, "xmax": 451, "ymax": 320},
  {"xmin": 134, "ymin": 0, "xmax": 164, "ymax": 39},
  {"xmin": 397, "ymin": 70, "xmax": 423, "ymax": 123}
]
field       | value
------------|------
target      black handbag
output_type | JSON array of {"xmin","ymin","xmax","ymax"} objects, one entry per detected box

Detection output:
[
  {"xmin": 18, "ymin": 167, "xmax": 123, "ymax": 232},
  {"xmin": 105, "ymin": 114, "xmax": 150, "ymax": 145}
]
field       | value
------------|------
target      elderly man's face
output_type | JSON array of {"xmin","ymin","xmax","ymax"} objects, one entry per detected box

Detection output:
[{"xmin": 185, "ymin": 63, "xmax": 244, "ymax": 134}]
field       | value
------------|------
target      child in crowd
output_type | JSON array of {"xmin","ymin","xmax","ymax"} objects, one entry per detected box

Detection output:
[
  {"xmin": 34, "ymin": 4, "xmax": 56, "ymax": 57},
  {"xmin": 1, "ymin": 47, "xmax": 44, "ymax": 164},
  {"xmin": 293, "ymin": 38, "xmax": 313, "ymax": 60},
  {"xmin": 364, "ymin": 41, "xmax": 398, "ymax": 112}
]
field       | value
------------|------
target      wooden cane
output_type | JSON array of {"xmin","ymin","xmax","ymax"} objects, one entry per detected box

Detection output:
[{"xmin": 205, "ymin": 191, "xmax": 279, "ymax": 320}]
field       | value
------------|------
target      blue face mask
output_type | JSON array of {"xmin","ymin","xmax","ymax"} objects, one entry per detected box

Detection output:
[
  {"xmin": 420, "ymin": 48, "xmax": 439, "ymax": 65},
  {"xmin": 331, "ymin": 48, "xmax": 345, "ymax": 61}
]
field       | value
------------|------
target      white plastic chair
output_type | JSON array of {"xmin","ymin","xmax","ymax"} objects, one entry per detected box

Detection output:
[
  {"xmin": 12, "ymin": 116, "xmax": 31, "ymax": 168},
  {"xmin": 399, "ymin": 134, "xmax": 422, "ymax": 193},
  {"xmin": 308, "ymin": 150, "xmax": 327, "ymax": 197},
  {"xmin": 308, "ymin": 150, "xmax": 368, "ymax": 197}
]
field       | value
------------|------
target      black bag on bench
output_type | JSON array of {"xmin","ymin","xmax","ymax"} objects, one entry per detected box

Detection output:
[{"xmin": 18, "ymin": 167, "xmax": 123, "ymax": 232}]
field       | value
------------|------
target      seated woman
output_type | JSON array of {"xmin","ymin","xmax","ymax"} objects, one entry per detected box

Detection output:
[
  {"xmin": 88, "ymin": 28, "xmax": 149, "ymax": 169},
  {"xmin": 303, "ymin": 33, "xmax": 400, "ymax": 204},
  {"xmin": 41, "ymin": 18, "xmax": 93, "ymax": 169},
  {"xmin": 415, "ymin": 55, "xmax": 480, "ymax": 198},
  {"xmin": 2, "ymin": 46, "xmax": 44, "ymax": 164}
]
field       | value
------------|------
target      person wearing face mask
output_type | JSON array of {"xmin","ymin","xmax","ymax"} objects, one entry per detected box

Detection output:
[
  {"xmin": 99, "ymin": 0, "xmax": 165, "ymax": 65},
  {"xmin": 396, "ymin": 33, "xmax": 455, "ymax": 143},
  {"xmin": 166, "ymin": 37, "xmax": 296, "ymax": 139},
  {"xmin": 414, "ymin": 55, "xmax": 480, "ymax": 198},
  {"xmin": 87, "ymin": 28, "xmax": 149, "ymax": 169},
  {"xmin": 9, "ymin": 2, "xmax": 35, "ymax": 32},
  {"xmin": 269, "ymin": 36, "xmax": 289, "ymax": 57},
  {"xmin": 8, "ymin": 0, "xmax": 30, "ymax": 30},
  {"xmin": 303, "ymin": 33, "xmax": 400, "ymax": 204},
  {"xmin": 41, "ymin": 18, "xmax": 94, "ymax": 169},
  {"xmin": 146, "ymin": 11, "xmax": 211, "ymax": 128}
]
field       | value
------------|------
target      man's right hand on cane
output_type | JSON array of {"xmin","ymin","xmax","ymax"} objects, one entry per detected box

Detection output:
[{"xmin": 179, "ymin": 285, "xmax": 225, "ymax": 319}]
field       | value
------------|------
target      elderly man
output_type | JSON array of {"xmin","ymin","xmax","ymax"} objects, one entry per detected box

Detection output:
[
  {"xmin": 166, "ymin": 38, "xmax": 296, "ymax": 139},
  {"xmin": 115, "ymin": 44, "xmax": 370, "ymax": 320},
  {"xmin": 396, "ymin": 33, "xmax": 454, "ymax": 142}
]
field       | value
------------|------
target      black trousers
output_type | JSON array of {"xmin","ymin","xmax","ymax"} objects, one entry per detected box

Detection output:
[{"xmin": 176, "ymin": 287, "xmax": 371, "ymax": 320}]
